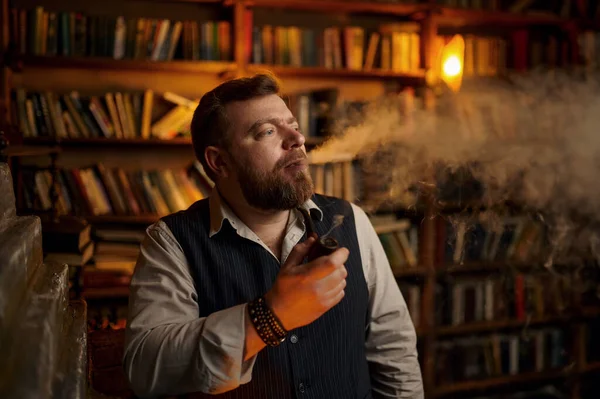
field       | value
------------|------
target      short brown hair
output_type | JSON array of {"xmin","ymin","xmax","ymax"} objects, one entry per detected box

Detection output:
[{"xmin": 190, "ymin": 74, "xmax": 281, "ymax": 179}]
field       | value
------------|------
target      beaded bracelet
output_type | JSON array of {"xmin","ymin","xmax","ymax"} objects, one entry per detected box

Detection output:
[{"xmin": 248, "ymin": 296, "xmax": 288, "ymax": 347}]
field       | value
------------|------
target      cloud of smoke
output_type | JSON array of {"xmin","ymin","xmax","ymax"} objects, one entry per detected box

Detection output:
[{"xmin": 308, "ymin": 70, "xmax": 600, "ymax": 267}]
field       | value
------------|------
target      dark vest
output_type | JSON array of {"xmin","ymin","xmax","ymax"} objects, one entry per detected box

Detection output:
[{"xmin": 162, "ymin": 194, "xmax": 371, "ymax": 399}]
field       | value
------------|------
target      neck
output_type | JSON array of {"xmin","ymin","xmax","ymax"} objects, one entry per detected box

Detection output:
[{"xmin": 217, "ymin": 184, "xmax": 290, "ymax": 241}]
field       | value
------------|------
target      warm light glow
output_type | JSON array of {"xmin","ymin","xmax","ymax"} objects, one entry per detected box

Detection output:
[
  {"xmin": 443, "ymin": 55, "xmax": 462, "ymax": 78},
  {"xmin": 438, "ymin": 35, "xmax": 465, "ymax": 92}
]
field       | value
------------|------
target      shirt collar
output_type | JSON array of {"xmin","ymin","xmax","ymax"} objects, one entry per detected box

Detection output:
[{"xmin": 208, "ymin": 187, "xmax": 323, "ymax": 238}]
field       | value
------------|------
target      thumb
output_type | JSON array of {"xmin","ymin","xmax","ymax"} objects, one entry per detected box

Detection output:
[{"xmin": 283, "ymin": 236, "xmax": 316, "ymax": 268}]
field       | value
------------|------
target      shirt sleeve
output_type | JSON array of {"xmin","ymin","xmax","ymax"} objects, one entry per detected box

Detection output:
[
  {"xmin": 123, "ymin": 220, "xmax": 257, "ymax": 398},
  {"xmin": 351, "ymin": 204, "xmax": 424, "ymax": 399}
]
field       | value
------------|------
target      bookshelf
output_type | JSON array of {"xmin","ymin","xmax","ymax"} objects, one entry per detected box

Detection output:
[
  {"xmin": 13, "ymin": 54, "xmax": 238, "ymax": 74},
  {"xmin": 2, "ymin": 1, "xmax": 600, "ymax": 398},
  {"xmin": 21, "ymin": 135, "xmax": 326, "ymax": 147},
  {"xmin": 247, "ymin": 64, "xmax": 427, "ymax": 81}
]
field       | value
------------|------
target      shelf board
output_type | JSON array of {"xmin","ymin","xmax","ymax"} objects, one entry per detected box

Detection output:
[
  {"xmin": 373, "ymin": 219, "xmax": 411, "ymax": 235},
  {"xmin": 582, "ymin": 362, "xmax": 600, "ymax": 374},
  {"xmin": 433, "ymin": 369, "xmax": 569, "ymax": 397},
  {"xmin": 233, "ymin": 0, "xmax": 433, "ymax": 17},
  {"xmin": 22, "ymin": 136, "xmax": 324, "ymax": 148},
  {"xmin": 436, "ymin": 8, "xmax": 570, "ymax": 28},
  {"xmin": 394, "ymin": 267, "xmax": 429, "ymax": 278},
  {"xmin": 435, "ymin": 261, "xmax": 557, "ymax": 275},
  {"xmin": 248, "ymin": 64, "xmax": 426, "ymax": 82},
  {"xmin": 4, "ymin": 144, "xmax": 61, "ymax": 157},
  {"xmin": 82, "ymin": 286, "xmax": 130, "ymax": 300},
  {"xmin": 581, "ymin": 306, "xmax": 600, "ymax": 318},
  {"xmin": 435, "ymin": 315, "xmax": 570, "ymax": 337},
  {"xmin": 23, "ymin": 137, "xmax": 194, "ymax": 148},
  {"xmin": 14, "ymin": 55, "xmax": 237, "ymax": 74},
  {"xmin": 87, "ymin": 215, "xmax": 160, "ymax": 225},
  {"xmin": 238, "ymin": 1, "xmax": 573, "ymax": 28}
]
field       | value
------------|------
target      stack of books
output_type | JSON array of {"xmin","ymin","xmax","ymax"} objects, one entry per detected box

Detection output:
[{"xmin": 42, "ymin": 216, "xmax": 94, "ymax": 298}]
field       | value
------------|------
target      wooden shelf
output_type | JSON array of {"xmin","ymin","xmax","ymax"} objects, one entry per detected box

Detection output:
[
  {"xmin": 436, "ymin": 8, "xmax": 571, "ymax": 28},
  {"xmin": 581, "ymin": 306, "xmax": 600, "ymax": 318},
  {"xmin": 435, "ymin": 315, "xmax": 570, "ymax": 337},
  {"xmin": 433, "ymin": 369, "xmax": 569, "ymax": 397},
  {"xmin": 582, "ymin": 362, "xmax": 600, "ymax": 374},
  {"xmin": 87, "ymin": 215, "xmax": 160, "ymax": 225},
  {"xmin": 435, "ymin": 261, "xmax": 557, "ymax": 275},
  {"xmin": 82, "ymin": 286, "xmax": 130, "ymax": 300},
  {"xmin": 248, "ymin": 64, "xmax": 426, "ymax": 82},
  {"xmin": 23, "ymin": 137, "xmax": 193, "ymax": 148},
  {"xmin": 14, "ymin": 55, "xmax": 237, "ymax": 75},
  {"xmin": 239, "ymin": 1, "xmax": 573, "ymax": 28},
  {"xmin": 22, "ymin": 136, "xmax": 324, "ymax": 148},
  {"xmin": 394, "ymin": 267, "xmax": 429, "ymax": 278},
  {"xmin": 233, "ymin": 0, "xmax": 433, "ymax": 17},
  {"xmin": 4, "ymin": 144, "xmax": 61, "ymax": 157}
]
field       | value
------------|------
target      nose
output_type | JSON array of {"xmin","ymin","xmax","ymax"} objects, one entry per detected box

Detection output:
[{"xmin": 282, "ymin": 126, "xmax": 306, "ymax": 150}]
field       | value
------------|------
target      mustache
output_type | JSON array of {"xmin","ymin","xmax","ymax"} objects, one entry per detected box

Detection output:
[{"xmin": 275, "ymin": 151, "xmax": 308, "ymax": 170}]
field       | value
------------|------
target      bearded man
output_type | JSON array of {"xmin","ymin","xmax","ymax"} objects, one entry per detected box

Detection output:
[{"xmin": 123, "ymin": 74, "xmax": 423, "ymax": 399}]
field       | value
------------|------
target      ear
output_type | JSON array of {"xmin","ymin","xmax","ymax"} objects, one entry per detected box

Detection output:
[{"xmin": 205, "ymin": 145, "xmax": 231, "ymax": 179}]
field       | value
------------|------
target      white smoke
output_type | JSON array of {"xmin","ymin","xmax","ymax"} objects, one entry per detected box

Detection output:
[{"xmin": 309, "ymin": 69, "xmax": 600, "ymax": 267}]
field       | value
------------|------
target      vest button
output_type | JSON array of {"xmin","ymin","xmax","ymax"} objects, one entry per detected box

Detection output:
[
  {"xmin": 290, "ymin": 334, "xmax": 298, "ymax": 344},
  {"xmin": 298, "ymin": 383, "xmax": 306, "ymax": 393}
]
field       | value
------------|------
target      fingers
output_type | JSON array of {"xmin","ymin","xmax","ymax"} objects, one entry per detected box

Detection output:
[
  {"xmin": 283, "ymin": 236, "xmax": 316, "ymax": 269},
  {"xmin": 322, "ymin": 286, "xmax": 346, "ymax": 309},
  {"xmin": 304, "ymin": 247, "xmax": 349, "ymax": 279},
  {"xmin": 315, "ymin": 264, "xmax": 347, "ymax": 292},
  {"xmin": 328, "ymin": 247, "xmax": 350, "ymax": 265}
]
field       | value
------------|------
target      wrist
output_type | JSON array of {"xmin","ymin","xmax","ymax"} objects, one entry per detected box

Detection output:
[
  {"xmin": 263, "ymin": 291, "xmax": 291, "ymax": 331},
  {"xmin": 248, "ymin": 296, "xmax": 288, "ymax": 347}
]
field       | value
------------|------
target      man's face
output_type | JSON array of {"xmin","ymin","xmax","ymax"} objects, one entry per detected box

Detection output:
[{"xmin": 224, "ymin": 94, "xmax": 314, "ymax": 210}]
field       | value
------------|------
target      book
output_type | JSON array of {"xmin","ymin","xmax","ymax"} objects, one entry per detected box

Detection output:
[
  {"xmin": 42, "ymin": 215, "xmax": 91, "ymax": 253},
  {"xmin": 45, "ymin": 240, "xmax": 95, "ymax": 266}
]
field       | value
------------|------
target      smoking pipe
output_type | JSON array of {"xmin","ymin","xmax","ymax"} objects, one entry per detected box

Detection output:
[{"xmin": 297, "ymin": 207, "xmax": 341, "ymax": 262}]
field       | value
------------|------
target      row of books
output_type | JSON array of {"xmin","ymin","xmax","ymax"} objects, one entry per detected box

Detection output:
[
  {"xmin": 81, "ymin": 221, "xmax": 147, "ymax": 303},
  {"xmin": 309, "ymin": 161, "xmax": 361, "ymax": 204},
  {"xmin": 21, "ymin": 162, "xmax": 214, "ymax": 218},
  {"xmin": 80, "ymin": 239, "xmax": 139, "ymax": 301},
  {"xmin": 436, "ymin": 35, "xmax": 509, "ymax": 77},
  {"xmin": 251, "ymin": 23, "xmax": 420, "ymax": 73},
  {"xmin": 437, "ymin": 31, "xmax": 575, "ymax": 76},
  {"xmin": 13, "ymin": 89, "xmax": 196, "ymax": 140},
  {"xmin": 433, "ymin": 216, "xmax": 546, "ymax": 265},
  {"xmin": 286, "ymin": 88, "xmax": 338, "ymax": 138},
  {"xmin": 435, "ymin": 273, "xmax": 575, "ymax": 327},
  {"xmin": 10, "ymin": 7, "xmax": 232, "ymax": 61},
  {"xmin": 377, "ymin": 219, "xmax": 420, "ymax": 271},
  {"xmin": 435, "ymin": 328, "xmax": 569, "ymax": 385}
]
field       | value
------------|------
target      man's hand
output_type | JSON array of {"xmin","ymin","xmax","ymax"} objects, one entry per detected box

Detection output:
[{"xmin": 264, "ymin": 237, "xmax": 349, "ymax": 331}]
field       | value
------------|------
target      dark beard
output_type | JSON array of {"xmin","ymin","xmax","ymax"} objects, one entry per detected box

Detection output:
[{"xmin": 234, "ymin": 155, "xmax": 314, "ymax": 210}]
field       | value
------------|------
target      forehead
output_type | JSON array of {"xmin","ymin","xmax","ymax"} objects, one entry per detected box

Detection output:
[{"xmin": 225, "ymin": 94, "xmax": 292, "ymax": 135}]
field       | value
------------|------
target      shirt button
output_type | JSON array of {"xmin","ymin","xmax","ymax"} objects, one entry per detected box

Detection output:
[
  {"xmin": 290, "ymin": 334, "xmax": 298, "ymax": 344},
  {"xmin": 298, "ymin": 383, "xmax": 306, "ymax": 393}
]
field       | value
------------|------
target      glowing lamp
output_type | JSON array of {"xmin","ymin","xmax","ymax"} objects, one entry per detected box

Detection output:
[
  {"xmin": 439, "ymin": 34, "xmax": 465, "ymax": 92},
  {"xmin": 443, "ymin": 55, "xmax": 462, "ymax": 77}
]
